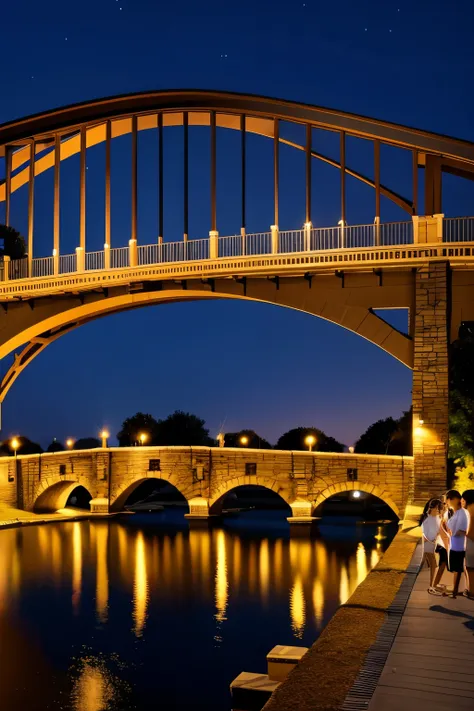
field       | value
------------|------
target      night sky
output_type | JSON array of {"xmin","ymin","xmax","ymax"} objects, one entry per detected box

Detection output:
[{"xmin": 1, "ymin": 0, "xmax": 473, "ymax": 448}]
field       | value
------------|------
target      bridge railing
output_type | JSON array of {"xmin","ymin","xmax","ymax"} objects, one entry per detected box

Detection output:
[
  {"xmin": 32, "ymin": 256, "xmax": 54, "ymax": 278},
  {"xmin": 60, "ymin": 253, "xmax": 77, "ymax": 274},
  {"xmin": 4, "ymin": 218, "xmax": 474, "ymax": 283},
  {"xmin": 443, "ymin": 217, "xmax": 474, "ymax": 242}
]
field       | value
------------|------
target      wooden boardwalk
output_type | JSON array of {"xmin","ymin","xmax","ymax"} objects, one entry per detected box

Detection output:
[{"xmin": 368, "ymin": 555, "xmax": 474, "ymax": 711}]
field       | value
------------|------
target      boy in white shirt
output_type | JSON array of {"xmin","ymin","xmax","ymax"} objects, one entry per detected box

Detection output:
[{"xmin": 445, "ymin": 490, "xmax": 469, "ymax": 598}]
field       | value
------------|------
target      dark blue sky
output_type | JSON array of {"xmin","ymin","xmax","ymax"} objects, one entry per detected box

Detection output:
[{"xmin": 1, "ymin": 0, "xmax": 473, "ymax": 447}]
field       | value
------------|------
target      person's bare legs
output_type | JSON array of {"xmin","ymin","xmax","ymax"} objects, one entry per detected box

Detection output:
[
  {"xmin": 426, "ymin": 553, "xmax": 437, "ymax": 587},
  {"xmin": 452, "ymin": 571, "xmax": 462, "ymax": 598},
  {"xmin": 433, "ymin": 562, "xmax": 446, "ymax": 588}
]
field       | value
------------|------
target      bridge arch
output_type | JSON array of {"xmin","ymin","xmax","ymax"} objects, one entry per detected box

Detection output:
[
  {"xmin": 312, "ymin": 482, "xmax": 400, "ymax": 518},
  {"xmin": 110, "ymin": 474, "xmax": 189, "ymax": 512},
  {"xmin": 0, "ymin": 279, "xmax": 412, "ymax": 405},
  {"xmin": 33, "ymin": 480, "xmax": 93, "ymax": 513},
  {"xmin": 209, "ymin": 476, "xmax": 292, "ymax": 515}
]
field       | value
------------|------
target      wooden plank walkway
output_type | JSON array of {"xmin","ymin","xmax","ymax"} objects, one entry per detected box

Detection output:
[{"xmin": 368, "ymin": 555, "xmax": 474, "ymax": 711}]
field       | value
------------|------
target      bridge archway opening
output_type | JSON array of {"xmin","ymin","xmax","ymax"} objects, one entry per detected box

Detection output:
[
  {"xmin": 313, "ymin": 486, "xmax": 399, "ymax": 522},
  {"xmin": 111, "ymin": 477, "xmax": 188, "ymax": 513},
  {"xmin": 210, "ymin": 483, "xmax": 291, "ymax": 519},
  {"xmin": 34, "ymin": 481, "xmax": 93, "ymax": 513}
]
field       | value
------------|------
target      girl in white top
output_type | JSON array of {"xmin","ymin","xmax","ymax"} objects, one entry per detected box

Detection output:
[{"xmin": 420, "ymin": 498, "xmax": 443, "ymax": 593}]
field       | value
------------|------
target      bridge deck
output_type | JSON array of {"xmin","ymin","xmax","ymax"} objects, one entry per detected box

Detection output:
[{"xmin": 367, "ymin": 554, "xmax": 474, "ymax": 711}]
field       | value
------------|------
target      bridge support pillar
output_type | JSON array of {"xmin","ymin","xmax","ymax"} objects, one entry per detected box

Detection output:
[
  {"xmin": 412, "ymin": 260, "xmax": 450, "ymax": 508},
  {"xmin": 209, "ymin": 230, "xmax": 219, "ymax": 260},
  {"xmin": 185, "ymin": 496, "xmax": 212, "ymax": 520},
  {"xmin": 287, "ymin": 500, "xmax": 315, "ymax": 527},
  {"xmin": 129, "ymin": 239, "xmax": 138, "ymax": 267}
]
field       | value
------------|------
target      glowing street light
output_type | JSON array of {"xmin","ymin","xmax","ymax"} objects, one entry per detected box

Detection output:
[
  {"xmin": 139, "ymin": 433, "xmax": 148, "ymax": 446},
  {"xmin": 239, "ymin": 435, "xmax": 249, "ymax": 446},
  {"xmin": 66, "ymin": 438, "xmax": 74, "ymax": 449},
  {"xmin": 348, "ymin": 446, "xmax": 355, "ymax": 454},
  {"xmin": 353, "ymin": 491, "xmax": 361, "ymax": 499},
  {"xmin": 304, "ymin": 434, "xmax": 316, "ymax": 452},
  {"xmin": 11, "ymin": 437, "xmax": 19, "ymax": 458},
  {"xmin": 100, "ymin": 429, "xmax": 109, "ymax": 448}
]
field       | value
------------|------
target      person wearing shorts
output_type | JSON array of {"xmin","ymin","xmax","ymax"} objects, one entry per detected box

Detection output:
[
  {"xmin": 432, "ymin": 499, "xmax": 451, "ymax": 592},
  {"xmin": 462, "ymin": 489, "xmax": 474, "ymax": 599},
  {"xmin": 445, "ymin": 490, "xmax": 469, "ymax": 599}
]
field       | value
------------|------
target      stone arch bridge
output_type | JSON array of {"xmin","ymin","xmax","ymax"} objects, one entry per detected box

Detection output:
[{"xmin": 0, "ymin": 445, "xmax": 413, "ymax": 525}]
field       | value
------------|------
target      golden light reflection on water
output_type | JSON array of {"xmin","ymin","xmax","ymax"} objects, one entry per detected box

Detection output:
[
  {"xmin": 356, "ymin": 542, "xmax": 367, "ymax": 587},
  {"xmin": 72, "ymin": 662, "xmax": 114, "ymax": 711},
  {"xmin": 72, "ymin": 522, "xmax": 82, "ymax": 615},
  {"xmin": 290, "ymin": 575, "xmax": 306, "ymax": 639},
  {"xmin": 214, "ymin": 529, "xmax": 228, "ymax": 627},
  {"xmin": 0, "ymin": 516, "xmax": 393, "ymax": 677},
  {"xmin": 259, "ymin": 539, "xmax": 270, "ymax": 604},
  {"xmin": 133, "ymin": 531, "xmax": 149, "ymax": 638},
  {"xmin": 312, "ymin": 578, "xmax": 324, "ymax": 628},
  {"xmin": 339, "ymin": 564, "xmax": 350, "ymax": 605}
]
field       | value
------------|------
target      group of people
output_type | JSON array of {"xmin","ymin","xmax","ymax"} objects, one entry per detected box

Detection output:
[{"xmin": 420, "ymin": 489, "xmax": 474, "ymax": 598}]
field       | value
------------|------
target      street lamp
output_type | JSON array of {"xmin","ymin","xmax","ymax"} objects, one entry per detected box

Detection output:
[
  {"xmin": 139, "ymin": 432, "xmax": 148, "ymax": 446},
  {"xmin": 304, "ymin": 434, "xmax": 316, "ymax": 452},
  {"xmin": 11, "ymin": 437, "xmax": 19, "ymax": 458},
  {"xmin": 352, "ymin": 491, "xmax": 361, "ymax": 499},
  {"xmin": 66, "ymin": 438, "xmax": 74, "ymax": 449},
  {"xmin": 239, "ymin": 435, "xmax": 249, "ymax": 447},
  {"xmin": 100, "ymin": 429, "xmax": 109, "ymax": 448},
  {"xmin": 348, "ymin": 446, "xmax": 354, "ymax": 454}
]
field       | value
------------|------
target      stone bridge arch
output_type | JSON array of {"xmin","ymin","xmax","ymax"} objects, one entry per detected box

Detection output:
[
  {"xmin": 33, "ymin": 479, "xmax": 94, "ymax": 513},
  {"xmin": 312, "ymin": 481, "xmax": 400, "ymax": 518},
  {"xmin": 109, "ymin": 472, "xmax": 191, "ymax": 512},
  {"xmin": 209, "ymin": 475, "xmax": 293, "ymax": 515}
]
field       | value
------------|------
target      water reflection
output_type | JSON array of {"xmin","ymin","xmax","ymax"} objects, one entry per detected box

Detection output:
[
  {"xmin": 133, "ymin": 531, "xmax": 148, "ymax": 638},
  {"xmin": 95, "ymin": 524, "xmax": 109, "ymax": 624},
  {"xmin": 72, "ymin": 522, "xmax": 82, "ymax": 615},
  {"xmin": 290, "ymin": 575, "xmax": 306, "ymax": 638},
  {"xmin": 0, "ymin": 516, "xmax": 396, "ymax": 711}
]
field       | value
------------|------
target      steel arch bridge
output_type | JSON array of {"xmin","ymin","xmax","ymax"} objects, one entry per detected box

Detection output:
[{"xmin": 1, "ymin": 89, "xmax": 474, "ymax": 517}]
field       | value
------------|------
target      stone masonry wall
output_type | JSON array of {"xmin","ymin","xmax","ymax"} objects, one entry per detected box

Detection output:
[
  {"xmin": 11, "ymin": 446, "xmax": 414, "ymax": 518},
  {"xmin": 412, "ymin": 261, "xmax": 450, "ymax": 502}
]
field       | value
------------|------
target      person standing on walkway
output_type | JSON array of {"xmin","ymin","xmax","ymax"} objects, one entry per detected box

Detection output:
[
  {"xmin": 444, "ymin": 490, "xmax": 469, "ymax": 599},
  {"xmin": 431, "ymin": 499, "xmax": 450, "ymax": 593},
  {"xmin": 420, "ymin": 498, "xmax": 443, "ymax": 594},
  {"xmin": 461, "ymin": 489, "xmax": 474, "ymax": 599}
]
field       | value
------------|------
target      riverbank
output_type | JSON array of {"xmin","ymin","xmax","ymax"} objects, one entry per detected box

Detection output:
[
  {"xmin": 263, "ymin": 528, "xmax": 419, "ymax": 711},
  {"xmin": 0, "ymin": 503, "xmax": 115, "ymax": 529}
]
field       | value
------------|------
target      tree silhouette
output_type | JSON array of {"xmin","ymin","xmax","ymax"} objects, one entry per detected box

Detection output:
[
  {"xmin": 0, "ymin": 436, "xmax": 43, "ymax": 456},
  {"xmin": 47, "ymin": 438, "xmax": 64, "ymax": 453},
  {"xmin": 0, "ymin": 225, "xmax": 27, "ymax": 260},
  {"xmin": 155, "ymin": 410, "xmax": 212, "ymax": 446},
  {"xmin": 276, "ymin": 427, "xmax": 344, "ymax": 452},
  {"xmin": 449, "ymin": 325, "xmax": 474, "ymax": 466},
  {"xmin": 73, "ymin": 437, "xmax": 101, "ymax": 450},
  {"xmin": 117, "ymin": 412, "xmax": 160, "ymax": 446},
  {"xmin": 355, "ymin": 410, "xmax": 412, "ymax": 455},
  {"xmin": 223, "ymin": 429, "xmax": 272, "ymax": 449}
]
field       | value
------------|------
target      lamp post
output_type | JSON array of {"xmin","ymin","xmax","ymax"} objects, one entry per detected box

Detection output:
[
  {"xmin": 239, "ymin": 435, "xmax": 249, "ymax": 447},
  {"xmin": 11, "ymin": 437, "xmax": 19, "ymax": 479},
  {"xmin": 139, "ymin": 432, "xmax": 148, "ymax": 446},
  {"xmin": 304, "ymin": 434, "xmax": 316, "ymax": 452},
  {"xmin": 100, "ymin": 430, "xmax": 109, "ymax": 448},
  {"xmin": 66, "ymin": 438, "xmax": 74, "ymax": 450}
]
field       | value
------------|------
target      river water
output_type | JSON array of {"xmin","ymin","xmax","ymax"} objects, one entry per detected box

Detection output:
[{"xmin": 0, "ymin": 511, "xmax": 396, "ymax": 711}]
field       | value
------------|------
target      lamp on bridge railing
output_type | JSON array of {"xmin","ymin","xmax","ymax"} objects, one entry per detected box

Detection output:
[
  {"xmin": 304, "ymin": 434, "xmax": 316, "ymax": 452},
  {"xmin": 239, "ymin": 435, "xmax": 249, "ymax": 447},
  {"xmin": 348, "ymin": 446, "xmax": 355, "ymax": 454},
  {"xmin": 138, "ymin": 432, "xmax": 148, "ymax": 446},
  {"xmin": 66, "ymin": 438, "xmax": 74, "ymax": 449},
  {"xmin": 100, "ymin": 429, "xmax": 109, "ymax": 448}
]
